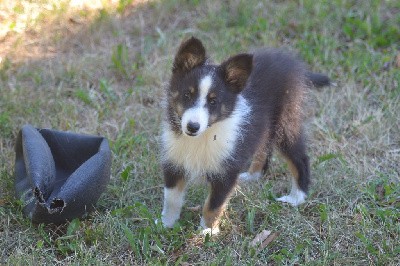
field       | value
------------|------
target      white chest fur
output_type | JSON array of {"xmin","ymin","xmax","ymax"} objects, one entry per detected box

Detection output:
[{"xmin": 161, "ymin": 96, "xmax": 251, "ymax": 178}]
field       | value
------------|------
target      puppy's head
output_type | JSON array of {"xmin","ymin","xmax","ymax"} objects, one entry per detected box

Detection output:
[{"xmin": 167, "ymin": 37, "xmax": 253, "ymax": 137}]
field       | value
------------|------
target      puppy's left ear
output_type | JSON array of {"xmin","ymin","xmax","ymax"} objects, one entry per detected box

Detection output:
[{"xmin": 221, "ymin": 53, "xmax": 253, "ymax": 93}]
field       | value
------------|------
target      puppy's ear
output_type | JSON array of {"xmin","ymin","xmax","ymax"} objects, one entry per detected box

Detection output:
[
  {"xmin": 173, "ymin": 37, "xmax": 206, "ymax": 73},
  {"xmin": 221, "ymin": 53, "xmax": 253, "ymax": 93}
]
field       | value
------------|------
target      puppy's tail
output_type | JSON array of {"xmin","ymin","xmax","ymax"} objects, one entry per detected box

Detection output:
[{"xmin": 306, "ymin": 72, "xmax": 330, "ymax": 88}]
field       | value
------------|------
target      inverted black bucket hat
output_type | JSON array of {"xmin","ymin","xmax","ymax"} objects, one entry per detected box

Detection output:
[{"xmin": 15, "ymin": 124, "xmax": 112, "ymax": 224}]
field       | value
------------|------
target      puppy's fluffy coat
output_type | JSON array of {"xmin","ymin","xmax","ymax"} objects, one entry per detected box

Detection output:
[{"xmin": 160, "ymin": 37, "xmax": 329, "ymax": 234}]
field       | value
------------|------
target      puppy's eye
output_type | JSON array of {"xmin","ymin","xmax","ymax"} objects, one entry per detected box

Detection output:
[
  {"xmin": 209, "ymin": 98, "xmax": 217, "ymax": 105},
  {"xmin": 184, "ymin": 92, "xmax": 191, "ymax": 99}
]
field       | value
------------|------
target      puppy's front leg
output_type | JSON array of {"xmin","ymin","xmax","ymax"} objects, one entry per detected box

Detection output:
[
  {"xmin": 200, "ymin": 176, "xmax": 237, "ymax": 235},
  {"xmin": 161, "ymin": 163, "xmax": 186, "ymax": 228}
]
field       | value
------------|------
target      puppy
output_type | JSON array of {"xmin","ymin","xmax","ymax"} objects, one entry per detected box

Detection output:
[{"xmin": 160, "ymin": 37, "xmax": 329, "ymax": 234}]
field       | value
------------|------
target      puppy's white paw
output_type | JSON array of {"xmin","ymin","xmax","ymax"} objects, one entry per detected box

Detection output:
[
  {"xmin": 199, "ymin": 216, "xmax": 220, "ymax": 236},
  {"xmin": 161, "ymin": 216, "xmax": 178, "ymax": 228},
  {"xmin": 276, "ymin": 190, "xmax": 306, "ymax": 206},
  {"xmin": 155, "ymin": 219, "xmax": 168, "ymax": 227},
  {"xmin": 238, "ymin": 171, "xmax": 262, "ymax": 182},
  {"xmin": 200, "ymin": 227, "xmax": 220, "ymax": 236}
]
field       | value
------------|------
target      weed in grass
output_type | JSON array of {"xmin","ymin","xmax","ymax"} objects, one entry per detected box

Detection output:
[
  {"xmin": 0, "ymin": 112, "xmax": 13, "ymax": 138},
  {"xmin": 342, "ymin": 6, "xmax": 400, "ymax": 48},
  {"xmin": 246, "ymin": 207, "xmax": 256, "ymax": 234},
  {"xmin": 99, "ymin": 78, "xmax": 118, "ymax": 103},
  {"xmin": 74, "ymin": 88, "xmax": 92, "ymax": 105},
  {"xmin": 0, "ymin": 57, "xmax": 12, "ymax": 81},
  {"xmin": 117, "ymin": 202, "xmax": 192, "ymax": 263},
  {"xmin": 120, "ymin": 164, "xmax": 133, "ymax": 182},
  {"xmin": 55, "ymin": 219, "xmax": 82, "ymax": 256},
  {"xmin": 117, "ymin": 0, "xmax": 134, "ymax": 14},
  {"xmin": 36, "ymin": 223, "xmax": 53, "ymax": 247},
  {"xmin": 111, "ymin": 43, "xmax": 130, "ymax": 78}
]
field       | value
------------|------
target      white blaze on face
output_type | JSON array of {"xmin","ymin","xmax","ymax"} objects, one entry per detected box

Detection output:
[{"xmin": 181, "ymin": 75, "xmax": 212, "ymax": 136}]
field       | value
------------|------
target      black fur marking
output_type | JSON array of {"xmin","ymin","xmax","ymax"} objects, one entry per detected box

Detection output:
[
  {"xmin": 163, "ymin": 161, "xmax": 185, "ymax": 188},
  {"xmin": 261, "ymin": 146, "xmax": 274, "ymax": 173},
  {"xmin": 206, "ymin": 173, "xmax": 237, "ymax": 211},
  {"xmin": 306, "ymin": 72, "xmax": 331, "ymax": 87}
]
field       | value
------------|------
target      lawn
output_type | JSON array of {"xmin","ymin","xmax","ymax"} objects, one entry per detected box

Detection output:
[{"xmin": 0, "ymin": 0, "xmax": 399, "ymax": 264}]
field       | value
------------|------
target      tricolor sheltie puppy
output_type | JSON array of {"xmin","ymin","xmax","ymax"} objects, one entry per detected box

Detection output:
[{"xmin": 160, "ymin": 37, "xmax": 329, "ymax": 234}]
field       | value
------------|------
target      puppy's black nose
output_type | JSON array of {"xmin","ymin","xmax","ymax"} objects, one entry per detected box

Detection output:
[{"xmin": 187, "ymin": 122, "xmax": 200, "ymax": 134}]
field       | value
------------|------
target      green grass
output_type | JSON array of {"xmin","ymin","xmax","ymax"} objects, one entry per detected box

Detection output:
[{"xmin": 1, "ymin": 0, "xmax": 399, "ymax": 264}]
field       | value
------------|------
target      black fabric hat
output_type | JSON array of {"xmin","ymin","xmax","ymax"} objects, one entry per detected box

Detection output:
[{"xmin": 15, "ymin": 125, "xmax": 112, "ymax": 224}]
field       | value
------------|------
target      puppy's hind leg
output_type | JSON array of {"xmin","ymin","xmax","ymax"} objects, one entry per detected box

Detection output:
[
  {"xmin": 239, "ymin": 130, "xmax": 272, "ymax": 182},
  {"xmin": 276, "ymin": 131, "xmax": 310, "ymax": 206}
]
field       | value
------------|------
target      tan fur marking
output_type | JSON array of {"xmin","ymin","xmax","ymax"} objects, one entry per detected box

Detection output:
[
  {"xmin": 176, "ymin": 104, "xmax": 184, "ymax": 116},
  {"xmin": 226, "ymin": 66, "xmax": 247, "ymax": 89},
  {"xmin": 210, "ymin": 114, "xmax": 218, "ymax": 123},
  {"xmin": 189, "ymin": 86, "xmax": 195, "ymax": 94},
  {"xmin": 183, "ymin": 53, "xmax": 202, "ymax": 70},
  {"xmin": 248, "ymin": 130, "xmax": 270, "ymax": 174},
  {"xmin": 202, "ymin": 196, "xmax": 225, "ymax": 229},
  {"xmin": 171, "ymin": 90, "xmax": 179, "ymax": 99},
  {"xmin": 175, "ymin": 178, "xmax": 186, "ymax": 192},
  {"xmin": 285, "ymin": 158, "xmax": 299, "ymax": 182},
  {"xmin": 276, "ymin": 81, "xmax": 306, "ymax": 144},
  {"xmin": 221, "ymin": 104, "xmax": 227, "ymax": 114},
  {"xmin": 276, "ymin": 155, "xmax": 306, "ymax": 206}
]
